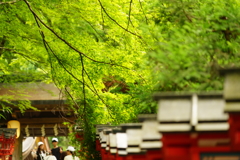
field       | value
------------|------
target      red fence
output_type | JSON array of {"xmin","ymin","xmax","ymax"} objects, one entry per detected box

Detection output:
[
  {"xmin": 95, "ymin": 113, "xmax": 240, "ymax": 160},
  {"xmin": 0, "ymin": 128, "xmax": 17, "ymax": 160}
]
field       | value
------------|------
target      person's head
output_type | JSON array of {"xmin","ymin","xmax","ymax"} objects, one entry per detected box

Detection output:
[
  {"xmin": 66, "ymin": 146, "xmax": 75, "ymax": 155},
  {"xmin": 52, "ymin": 138, "xmax": 58, "ymax": 147},
  {"xmin": 37, "ymin": 142, "xmax": 44, "ymax": 152}
]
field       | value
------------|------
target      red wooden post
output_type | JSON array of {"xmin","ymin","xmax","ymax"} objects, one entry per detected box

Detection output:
[
  {"xmin": 99, "ymin": 130, "xmax": 109, "ymax": 160},
  {"xmin": 96, "ymin": 125, "xmax": 110, "ymax": 160},
  {"xmin": 95, "ymin": 128, "xmax": 101, "ymax": 151},
  {"xmin": 229, "ymin": 113, "xmax": 240, "ymax": 151},
  {"xmin": 220, "ymin": 68, "xmax": 240, "ymax": 152},
  {"xmin": 96, "ymin": 139, "xmax": 101, "ymax": 151},
  {"xmin": 104, "ymin": 129, "xmax": 113, "ymax": 160}
]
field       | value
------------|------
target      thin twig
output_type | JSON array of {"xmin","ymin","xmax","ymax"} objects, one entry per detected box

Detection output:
[
  {"xmin": 79, "ymin": 15, "xmax": 105, "ymax": 42},
  {"xmin": 180, "ymin": 0, "xmax": 192, "ymax": 23},
  {"xmin": 126, "ymin": 0, "xmax": 133, "ymax": 31},
  {"xmin": 0, "ymin": 47, "xmax": 47, "ymax": 74},
  {"xmin": 182, "ymin": 9, "xmax": 192, "ymax": 22},
  {"xmin": 64, "ymin": 87, "xmax": 81, "ymax": 110},
  {"xmin": 138, "ymin": 0, "xmax": 148, "ymax": 24},
  {"xmin": 0, "ymin": 47, "xmax": 43, "ymax": 63},
  {"xmin": 97, "ymin": 0, "xmax": 142, "ymax": 39},
  {"xmin": 79, "ymin": 52, "xmax": 86, "ymax": 113},
  {"xmin": 101, "ymin": 7, "xmax": 105, "ymax": 30},
  {"xmin": 83, "ymin": 69, "xmax": 115, "ymax": 119}
]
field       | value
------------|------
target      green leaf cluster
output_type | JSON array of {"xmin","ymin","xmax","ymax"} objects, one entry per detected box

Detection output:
[{"xmin": 143, "ymin": 0, "xmax": 240, "ymax": 91}]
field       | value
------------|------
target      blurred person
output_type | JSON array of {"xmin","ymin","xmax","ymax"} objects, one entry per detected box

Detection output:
[
  {"xmin": 45, "ymin": 152, "xmax": 57, "ymax": 160},
  {"xmin": 60, "ymin": 151, "xmax": 67, "ymax": 160},
  {"xmin": 31, "ymin": 147, "xmax": 37, "ymax": 159},
  {"xmin": 64, "ymin": 146, "xmax": 79, "ymax": 160},
  {"xmin": 51, "ymin": 138, "xmax": 62, "ymax": 160},
  {"xmin": 35, "ymin": 142, "xmax": 47, "ymax": 160}
]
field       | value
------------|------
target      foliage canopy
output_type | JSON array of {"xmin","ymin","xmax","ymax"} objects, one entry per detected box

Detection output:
[{"xmin": 1, "ymin": 0, "xmax": 240, "ymax": 159}]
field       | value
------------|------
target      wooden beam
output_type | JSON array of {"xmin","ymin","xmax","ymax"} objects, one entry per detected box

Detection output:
[
  {"xmin": 21, "ymin": 127, "xmax": 69, "ymax": 137},
  {"xmin": 31, "ymin": 104, "xmax": 69, "ymax": 108},
  {"xmin": 21, "ymin": 124, "xmax": 68, "ymax": 128},
  {"xmin": 12, "ymin": 104, "xmax": 77, "ymax": 113},
  {"xmin": 14, "ymin": 109, "xmax": 74, "ymax": 112},
  {"xmin": 12, "ymin": 104, "xmax": 70, "ymax": 109},
  {"xmin": 18, "ymin": 117, "xmax": 76, "ymax": 124}
]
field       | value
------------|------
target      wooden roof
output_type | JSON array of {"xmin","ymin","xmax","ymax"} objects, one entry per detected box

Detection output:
[{"xmin": 0, "ymin": 82, "xmax": 77, "ymax": 137}]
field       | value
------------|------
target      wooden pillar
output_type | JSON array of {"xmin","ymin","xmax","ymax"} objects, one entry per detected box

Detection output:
[{"xmin": 12, "ymin": 133, "xmax": 23, "ymax": 160}]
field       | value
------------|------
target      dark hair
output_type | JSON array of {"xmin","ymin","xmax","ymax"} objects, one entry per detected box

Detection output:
[
  {"xmin": 60, "ymin": 151, "xmax": 67, "ymax": 160},
  {"xmin": 68, "ymin": 151, "xmax": 75, "ymax": 156},
  {"xmin": 37, "ymin": 145, "xmax": 45, "ymax": 155}
]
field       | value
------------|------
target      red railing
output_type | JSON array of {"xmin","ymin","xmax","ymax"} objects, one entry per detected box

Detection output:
[{"xmin": 0, "ymin": 129, "xmax": 17, "ymax": 160}]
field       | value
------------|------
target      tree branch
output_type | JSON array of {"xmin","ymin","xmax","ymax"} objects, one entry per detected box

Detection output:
[
  {"xmin": 127, "ymin": 0, "xmax": 133, "ymax": 31},
  {"xmin": 64, "ymin": 87, "xmax": 81, "ymax": 110},
  {"xmin": 45, "ymin": 38, "xmax": 115, "ymax": 120},
  {"xmin": 180, "ymin": 1, "xmax": 192, "ymax": 23},
  {"xmin": 23, "ymin": 0, "xmax": 130, "ymax": 70},
  {"xmin": 0, "ymin": 47, "xmax": 48, "ymax": 74},
  {"xmin": 79, "ymin": 51, "xmax": 86, "ymax": 113},
  {"xmin": 182, "ymin": 9, "xmax": 192, "ymax": 22},
  {"xmin": 138, "ymin": 0, "xmax": 148, "ymax": 24},
  {"xmin": 0, "ymin": 47, "xmax": 43, "ymax": 63},
  {"xmin": 97, "ymin": 0, "xmax": 142, "ymax": 39},
  {"xmin": 101, "ymin": 7, "xmax": 105, "ymax": 30},
  {"xmin": 23, "ymin": 0, "xmax": 124, "ymax": 122}
]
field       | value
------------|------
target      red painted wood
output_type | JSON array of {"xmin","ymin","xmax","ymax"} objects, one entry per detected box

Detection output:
[
  {"xmin": 96, "ymin": 140, "xmax": 101, "ymax": 151},
  {"xmin": 229, "ymin": 113, "xmax": 240, "ymax": 151},
  {"xmin": 127, "ymin": 154, "xmax": 147, "ymax": 160},
  {"xmin": 108, "ymin": 153, "xmax": 116, "ymax": 160},
  {"xmin": 115, "ymin": 154, "xmax": 127, "ymax": 160},
  {"xmin": 162, "ymin": 133, "xmax": 192, "ymax": 145},
  {"xmin": 147, "ymin": 150, "xmax": 162, "ymax": 160},
  {"xmin": 100, "ymin": 148, "xmax": 108, "ymax": 160},
  {"xmin": 99, "ymin": 112, "xmax": 240, "ymax": 160},
  {"xmin": 189, "ymin": 147, "xmax": 200, "ymax": 160}
]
